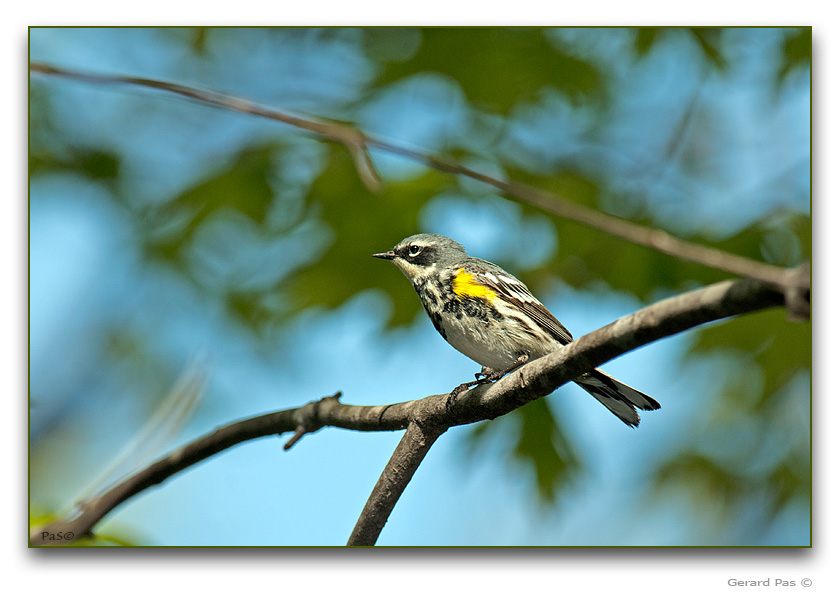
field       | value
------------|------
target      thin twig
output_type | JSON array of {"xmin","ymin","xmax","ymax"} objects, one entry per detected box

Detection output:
[
  {"xmin": 29, "ymin": 63, "xmax": 806, "ymax": 294},
  {"xmin": 28, "ymin": 63, "xmax": 382, "ymax": 192}
]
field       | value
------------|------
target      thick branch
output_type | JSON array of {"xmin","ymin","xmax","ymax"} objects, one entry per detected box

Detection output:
[
  {"xmin": 28, "ymin": 63, "xmax": 806, "ymax": 294},
  {"xmin": 347, "ymin": 420, "xmax": 446, "ymax": 546},
  {"xmin": 30, "ymin": 273, "xmax": 799, "ymax": 546}
]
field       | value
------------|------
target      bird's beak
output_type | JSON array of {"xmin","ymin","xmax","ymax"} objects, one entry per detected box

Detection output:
[{"xmin": 372, "ymin": 250, "xmax": 397, "ymax": 260}]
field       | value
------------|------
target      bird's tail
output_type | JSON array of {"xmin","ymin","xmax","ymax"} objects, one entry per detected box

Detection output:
[{"xmin": 573, "ymin": 368, "xmax": 660, "ymax": 428}]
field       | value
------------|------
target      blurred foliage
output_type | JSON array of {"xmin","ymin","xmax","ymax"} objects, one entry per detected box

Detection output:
[
  {"xmin": 654, "ymin": 447, "xmax": 809, "ymax": 527},
  {"xmin": 142, "ymin": 145, "xmax": 277, "ymax": 266},
  {"xmin": 466, "ymin": 398, "xmax": 581, "ymax": 503},
  {"xmin": 687, "ymin": 28, "xmax": 728, "ymax": 70},
  {"xmin": 512, "ymin": 399, "xmax": 581, "ymax": 502},
  {"xmin": 30, "ymin": 27, "xmax": 810, "ymax": 542},
  {"xmin": 376, "ymin": 28, "xmax": 606, "ymax": 112},
  {"xmin": 777, "ymin": 28, "xmax": 812, "ymax": 88},
  {"xmin": 690, "ymin": 309, "xmax": 810, "ymax": 406},
  {"xmin": 652, "ymin": 308, "xmax": 811, "ymax": 534},
  {"xmin": 289, "ymin": 149, "xmax": 454, "ymax": 325},
  {"xmin": 633, "ymin": 27, "xmax": 727, "ymax": 69},
  {"xmin": 29, "ymin": 146, "xmax": 121, "ymax": 181},
  {"xmin": 541, "ymin": 210, "xmax": 810, "ymax": 301}
]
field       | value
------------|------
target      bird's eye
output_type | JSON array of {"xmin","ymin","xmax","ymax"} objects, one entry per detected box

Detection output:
[{"xmin": 407, "ymin": 245, "xmax": 423, "ymax": 258}]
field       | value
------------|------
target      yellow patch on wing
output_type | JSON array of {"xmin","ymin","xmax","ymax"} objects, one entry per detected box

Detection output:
[{"xmin": 452, "ymin": 269, "xmax": 496, "ymax": 301}]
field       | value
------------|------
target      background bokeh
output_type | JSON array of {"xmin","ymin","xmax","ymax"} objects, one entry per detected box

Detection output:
[{"xmin": 29, "ymin": 27, "xmax": 811, "ymax": 546}]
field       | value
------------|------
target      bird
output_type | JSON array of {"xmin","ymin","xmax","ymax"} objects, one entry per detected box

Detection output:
[{"xmin": 373, "ymin": 233, "xmax": 660, "ymax": 427}]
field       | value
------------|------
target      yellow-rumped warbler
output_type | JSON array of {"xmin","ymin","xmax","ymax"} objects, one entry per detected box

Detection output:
[{"xmin": 373, "ymin": 233, "xmax": 660, "ymax": 427}]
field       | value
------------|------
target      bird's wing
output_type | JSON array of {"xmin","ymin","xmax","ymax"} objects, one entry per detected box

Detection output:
[{"xmin": 463, "ymin": 261, "xmax": 575, "ymax": 345}]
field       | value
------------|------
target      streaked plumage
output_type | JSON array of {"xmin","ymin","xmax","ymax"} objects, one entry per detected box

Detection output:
[{"xmin": 373, "ymin": 233, "xmax": 660, "ymax": 427}]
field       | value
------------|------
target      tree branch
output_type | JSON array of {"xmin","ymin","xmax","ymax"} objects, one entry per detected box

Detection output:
[
  {"xmin": 347, "ymin": 420, "xmax": 446, "ymax": 546},
  {"xmin": 30, "ymin": 272, "xmax": 802, "ymax": 546},
  {"xmin": 29, "ymin": 62, "xmax": 808, "ymax": 304}
]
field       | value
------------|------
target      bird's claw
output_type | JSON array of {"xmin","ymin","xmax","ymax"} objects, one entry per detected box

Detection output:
[{"xmin": 449, "ymin": 356, "xmax": 530, "ymax": 411}]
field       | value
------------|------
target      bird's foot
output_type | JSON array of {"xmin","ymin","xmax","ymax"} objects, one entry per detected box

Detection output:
[{"xmin": 448, "ymin": 356, "xmax": 530, "ymax": 411}]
